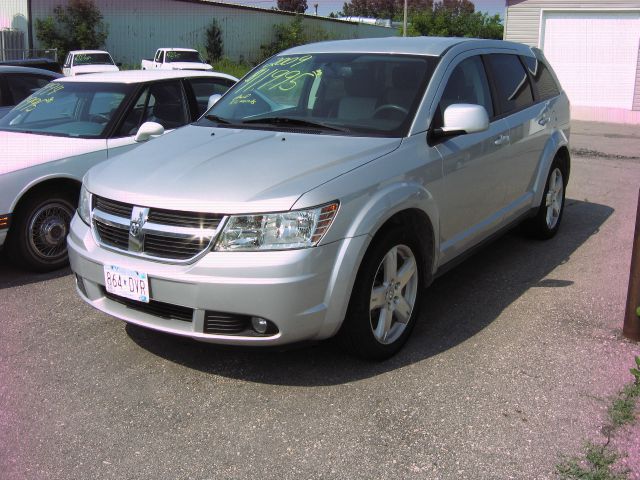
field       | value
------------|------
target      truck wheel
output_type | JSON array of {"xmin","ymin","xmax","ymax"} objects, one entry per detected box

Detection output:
[
  {"xmin": 6, "ymin": 191, "xmax": 75, "ymax": 272},
  {"xmin": 338, "ymin": 227, "xmax": 424, "ymax": 360},
  {"xmin": 524, "ymin": 158, "xmax": 567, "ymax": 239}
]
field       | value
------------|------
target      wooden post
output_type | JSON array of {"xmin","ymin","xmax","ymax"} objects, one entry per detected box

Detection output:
[{"xmin": 623, "ymin": 188, "xmax": 640, "ymax": 341}]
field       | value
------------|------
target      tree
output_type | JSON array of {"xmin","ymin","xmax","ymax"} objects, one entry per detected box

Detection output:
[
  {"xmin": 205, "ymin": 19, "xmax": 223, "ymax": 63},
  {"xmin": 260, "ymin": 15, "xmax": 328, "ymax": 60},
  {"xmin": 341, "ymin": 0, "xmax": 433, "ymax": 19},
  {"xmin": 277, "ymin": 0, "xmax": 308, "ymax": 13},
  {"xmin": 35, "ymin": 0, "xmax": 108, "ymax": 64},
  {"xmin": 407, "ymin": 0, "xmax": 503, "ymax": 39}
]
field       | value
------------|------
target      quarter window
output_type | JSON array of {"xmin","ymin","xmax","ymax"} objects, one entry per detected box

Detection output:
[
  {"xmin": 187, "ymin": 77, "xmax": 236, "ymax": 116},
  {"xmin": 435, "ymin": 55, "xmax": 493, "ymax": 128},
  {"xmin": 521, "ymin": 56, "xmax": 561, "ymax": 101},
  {"xmin": 485, "ymin": 54, "xmax": 534, "ymax": 114}
]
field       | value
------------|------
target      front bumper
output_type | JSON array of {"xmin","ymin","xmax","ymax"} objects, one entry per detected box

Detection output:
[{"xmin": 67, "ymin": 215, "xmax": 368, "ymax": 346}]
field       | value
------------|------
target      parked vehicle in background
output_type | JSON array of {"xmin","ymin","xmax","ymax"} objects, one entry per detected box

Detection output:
[
  {"xmin": 63, "ymin": 50, "xmax": 119, "ymax": 76},
  {"xmin": 141, "ymin": 48, "xmax": 213, "ymax": 71},
  {"xmin": 0, "ymin": 69, "xmax": 237, "ymax": 271},
  {"xmin": 68, "ymin": 37, "xmax": 571, "ymax": 360},
  {"xmin": 0, "ymin": 66, "xmax": 62, "ymax": 117},
  {"xmin": 0, "ymin": 58, "xmax": 62, "ymax": 74}
]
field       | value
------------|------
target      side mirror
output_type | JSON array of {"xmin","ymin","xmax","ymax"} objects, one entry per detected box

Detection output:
[
  {"xmin": 207, "ymin": 94, "xmax": 222, "ymax": 110},
  {"xmin": 440, "ymin": 103, "xmax": 489, "ymax": 135},
  {"xmin": 134, "ymin": 121, "xmax": 165, "ymax": 142},
  {"xmin": 116, "ymin": 62, "xmax": 122, "ymax": 67}
]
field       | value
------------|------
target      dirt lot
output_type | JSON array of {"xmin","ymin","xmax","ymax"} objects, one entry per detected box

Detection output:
[{"xmin": 1, "ymin": 121, "xmax": 639, "ymax": 479}]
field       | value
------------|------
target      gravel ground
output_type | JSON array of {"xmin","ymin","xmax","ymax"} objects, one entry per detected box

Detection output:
[{"xmin": 1, "ymin": 122, "xmax": 639, "ymax": 479}]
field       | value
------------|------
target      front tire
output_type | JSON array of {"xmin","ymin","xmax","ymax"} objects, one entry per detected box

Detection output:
[
  {"xmin": 525, "ymin": 158, "xmax": 566, "ymax": 239},
  {"xmin": 6, "ymin": 191, "xmax": 75, "ymax": 272},
  {"xmin": 339, "ymin": 227, "xmax": 424, "ymax": 360}
]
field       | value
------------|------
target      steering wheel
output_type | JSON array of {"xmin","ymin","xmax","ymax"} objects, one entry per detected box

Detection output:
[
  {"xmin": 373, "ymin": 104, "xmax": 409, "ymax": 117},
  {"xmin": 89, "ymin": 113, "xmax": 110, "ymax": 123}
]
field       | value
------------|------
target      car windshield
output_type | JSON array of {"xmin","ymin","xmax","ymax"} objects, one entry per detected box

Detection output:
[
  {"xmin": 0, "ymin": 82, "xmax": 133, "ymax": 138},
  {"xmin": 73, "ymin": 53, "xmax": 114, "ymax": 66},
  {"xmin": 197, "ymin": 53, "xmax": 438, "ymax": 137},
  {"xmin": 165, "ymin": 51, "xmax": 204, "ymax": 63}
]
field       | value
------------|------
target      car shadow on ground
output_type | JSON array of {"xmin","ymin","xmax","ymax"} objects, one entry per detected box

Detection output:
[
  {"xmin": 0, "ymin": 253, "xmax": 71, "ymax": 289},
  {"xmin": 124, "ymin": 198, "xmax": 614, "ymax": 386}
]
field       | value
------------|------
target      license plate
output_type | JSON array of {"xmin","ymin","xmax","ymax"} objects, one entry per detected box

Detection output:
[{"xmin": 103, "ymin": 265, "xmax": 150, "ymax": 303}]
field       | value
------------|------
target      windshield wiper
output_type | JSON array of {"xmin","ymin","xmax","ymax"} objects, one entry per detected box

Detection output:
[
  {"xmin": 242, "ymin": 116, "xmax": 349, "ymax": 132},
  {"xmin": 204, "ymin": 114, "xmax": 233, "ymax": 125}
]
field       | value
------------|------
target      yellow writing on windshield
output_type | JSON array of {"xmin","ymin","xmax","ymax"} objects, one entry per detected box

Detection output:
[
  {"xmin": 235, "ymin": 55, "xmax": 321, "ymax": 95},
  {"xmin": 15, "ymin": 83, "xmax": 65, "ymax": 113},
  {"xmin": 230, "ymin": 94, "xmax": 256, "ymax": 105}
]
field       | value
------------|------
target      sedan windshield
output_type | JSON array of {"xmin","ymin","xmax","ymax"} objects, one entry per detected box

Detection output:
[
  {"xmin": 198, "ymin": 53, "xmax": 438, "ymax": 137},
  {"xmin": 166, "ymin": 51, "xmax": 204, "ymax": 63},
  {"xmin": 0, "ymin": 82, "xmax": 133, "ymax": 138},
  {"xmin": 74, "ymin": 53, "xmax": 114, "ymax": 66}
]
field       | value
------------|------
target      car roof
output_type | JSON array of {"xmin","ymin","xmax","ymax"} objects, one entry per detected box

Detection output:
[
  {"xmin": 158, "ymin": 48, "xmax": 198, "ymax": 52},
  {"xmin": 284, "ymin": 36, "xmax": 532, "ymax": 57},
  {"xmin": 69, "ymin": 50, "xmax": 110, "ymax": 54},
  {"xmin": 0, "ymin": 65, "xmax": 63, "ymax": 77},
  {"xmin": 55, "ymin": 69, "xmax": 238, "ymax": 84}
]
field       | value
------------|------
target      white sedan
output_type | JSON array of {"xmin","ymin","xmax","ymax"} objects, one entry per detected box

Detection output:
[{"xmin": 0, "ymin": 69, "xmax": 237, "ymax": 271}]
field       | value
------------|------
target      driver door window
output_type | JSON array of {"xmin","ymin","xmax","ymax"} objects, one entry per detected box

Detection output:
[{"xmin": 435, "ymin": 56, "xmax": 493, "ymax": 128}]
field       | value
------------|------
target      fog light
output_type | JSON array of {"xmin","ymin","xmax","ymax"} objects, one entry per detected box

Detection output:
[{"xmin": 251, "ymin": 317, "xmax": 268, "ymax": 334}]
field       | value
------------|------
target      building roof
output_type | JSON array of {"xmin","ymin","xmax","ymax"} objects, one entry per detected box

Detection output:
[
  {"xmin": 284, "ymin": 36, "xmax": 530, "ymax": 57},
  {"xmin": 55, "ymin": 69, "xmax": 238, "ymax": 84}
]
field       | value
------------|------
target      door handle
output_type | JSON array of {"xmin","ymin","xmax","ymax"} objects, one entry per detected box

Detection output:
[{"xmin": 494, "ymin": 134, "xmax": 510, "ymax": 146}]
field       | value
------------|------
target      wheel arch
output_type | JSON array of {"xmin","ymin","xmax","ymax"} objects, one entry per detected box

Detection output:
[
  {"xmin": 11, "ymin": 175, "xmax": 82, "ymax": 214},
  {"xmin": 531, "ymin": 130, "xmax": 571, "ymax": 208}
]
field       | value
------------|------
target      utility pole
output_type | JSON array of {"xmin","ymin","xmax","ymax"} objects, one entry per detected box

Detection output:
[
  {"xmin": 314, "ymin": 3, "xmax": 318, "ymax": 15},
  {"xmin": 623, "ymin": 188, "xmax": 640, "ymax": 341},
  {"xmin": 403, "ymin": 0, "xmax": 408, "ymax": 36}
]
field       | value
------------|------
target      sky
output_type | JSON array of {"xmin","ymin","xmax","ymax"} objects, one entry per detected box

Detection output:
[{"xmin": 222, "ymin": 0, "xmax": 506, "ymax": 18}]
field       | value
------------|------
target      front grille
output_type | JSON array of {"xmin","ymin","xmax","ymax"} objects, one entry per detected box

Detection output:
[
  {"xmin": 94, "ymin": 220, "xmax": 129, "ymax": 250},
  {"xmin": 204, "ymin": 311, "xmax": 251, "ymax": 334},
  {"xmin": 94, "ymin": 196, "xmax": 133, "ymax": 218},
  {"xmin": 105, "ymin": 291, "xmax": 194, "ymax": 322},
  {"xmin": 147, "ymin": 209, "xmax": 222, "ymax": 229},
  {"xmin": 91, "ymin": 195, "xmax": 225, "ymax": 262}
]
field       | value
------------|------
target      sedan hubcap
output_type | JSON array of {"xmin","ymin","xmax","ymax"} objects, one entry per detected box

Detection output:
[
  {"xmin": 544, "ymin": 168, "xmax": 564, "ymax": 229},
  {"xmin": 28, "ymin": 203, "xmax": 73, "ymax": 260},
  {"xmin": 369, "ymin": 244, "xmax": 418, "ymax": 345}
]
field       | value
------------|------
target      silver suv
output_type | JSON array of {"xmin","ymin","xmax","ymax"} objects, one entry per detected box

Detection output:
[{"xmin": 68, "ymin": 37, "xmax": 570, "ymax": 360}]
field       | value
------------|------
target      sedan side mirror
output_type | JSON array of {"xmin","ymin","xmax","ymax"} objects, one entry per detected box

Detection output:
[
  {"xmin": 134, "ymin": 121, "xmax": 165, "ymax": 142},
  {"xmin": 207, "ymin": 94, "xmax": 222, "ymax": 110},
  {"xmin": 440, "ymin": 103, "xmax": 489, "ymax": 135}
]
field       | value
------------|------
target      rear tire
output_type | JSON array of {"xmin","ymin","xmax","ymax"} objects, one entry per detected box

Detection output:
[
  {"xmin": 338, "ymin": 227, "xmax": 425, "ymax": 360},
  {"xmin": 524, "ymin": 158, "xmax": 566, "ymax": 240},
  {"xmin": 6, "ymin": 190, "xmax": 75, "ymax": 272}
]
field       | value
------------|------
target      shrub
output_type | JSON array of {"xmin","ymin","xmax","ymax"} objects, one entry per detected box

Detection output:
[
  {"xmin": 205, "ymin": 19, "xmax": 224, "ymax": 63},
  {"xmin": 35, "ymin": 0, "xmax": 108, "ymax": 65}
]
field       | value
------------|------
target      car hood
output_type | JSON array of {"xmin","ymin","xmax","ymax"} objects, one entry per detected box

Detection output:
[
  {"xmin": 72, "ymin": 65, "xmax": 119, "ymax": 75},
  {"xmin": 167, "ymin": 62, "xmax": 212, "ymax": 70},
  {"xmin": 86, "ymin": 125, "xmax": 401, "ymax": 214},
  {"xmin": 0, "ymin": 131, "xmax": 106, "ymax": 175}
]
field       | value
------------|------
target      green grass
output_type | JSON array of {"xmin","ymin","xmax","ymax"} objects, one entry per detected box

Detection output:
[
  {"xmin": 557, "ymin": 443, "xmax": 628, "ymax": 480},
  {"xmin": 212, "ymin": 58, "xmax": 253, "ymax": 79},
  {"xmin": 609, "ymin": 383, "xmax": 640, "ymax": 428},
  {"xmin": 556, "ymin": 356, "xmax": 640, "ymax": 480}
]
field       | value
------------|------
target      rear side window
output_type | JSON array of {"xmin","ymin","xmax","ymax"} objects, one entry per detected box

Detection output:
[
  {"xmin": 521, "ymin": 56, "xmax": 561, "ymax": 101},
  {"xmin": 485, "ymin": 54, "xmax": 533, "ymax": 115},
  {"xmin": 5, "ymin": 74, "xmax": 52, "ymax": 105}
]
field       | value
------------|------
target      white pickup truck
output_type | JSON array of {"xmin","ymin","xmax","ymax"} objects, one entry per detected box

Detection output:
[{"xmin": 141, "ymin": 48, "xmax": 213, "ymax": 71}]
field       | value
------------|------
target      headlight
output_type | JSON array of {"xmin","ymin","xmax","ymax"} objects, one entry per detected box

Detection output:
[
  {"xmin": 215, "ymin": 202, "xmax": 339, "ymax": 251},
  {"xmin": 78, "ymin": 185, "xmax": 91, "ymax": 226}
]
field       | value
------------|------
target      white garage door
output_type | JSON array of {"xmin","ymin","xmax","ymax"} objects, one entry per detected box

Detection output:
[{"xmin": 541, "ymin": 11, "xmax": 640, "ymax": 109}]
